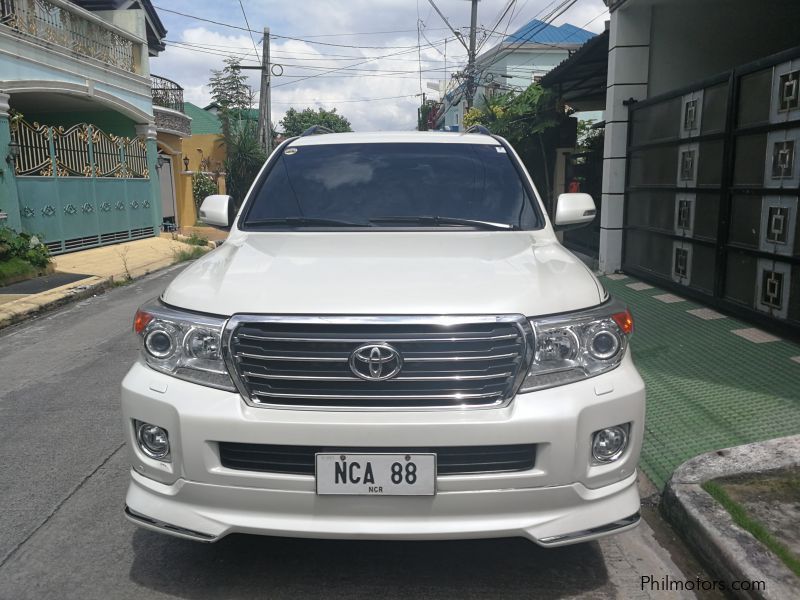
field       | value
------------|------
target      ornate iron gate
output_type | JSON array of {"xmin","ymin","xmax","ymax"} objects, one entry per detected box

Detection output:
[
  {"xmin": 624, "ymin": 46, "xmax": 800, "ymax": 335},
  {"xmin": 10, "ymin": 119, "xmax": 158, "ymax": 254}
]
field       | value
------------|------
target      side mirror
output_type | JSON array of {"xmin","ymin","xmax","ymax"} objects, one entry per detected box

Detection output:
[
  {"xmin": 199, "ymin": 194, "xmax": 235, "ymax": 229},
  {"xmin": 554, "ymin": 193, "xmax": 596, "ymax": 230}
]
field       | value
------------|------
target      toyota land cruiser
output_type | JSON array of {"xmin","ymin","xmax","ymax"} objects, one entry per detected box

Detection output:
[{"xmin": 122, "ymin": 129, "xmax": 645, "ymax": 546}]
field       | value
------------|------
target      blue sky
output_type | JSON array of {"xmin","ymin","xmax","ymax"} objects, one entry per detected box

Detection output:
[{"xmin": 150, "ymin": 0, "xmax": 607, "ymax": 131}]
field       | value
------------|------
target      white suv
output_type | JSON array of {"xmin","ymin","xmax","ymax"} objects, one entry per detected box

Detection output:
[{"xmin": 122, "ymin": 130, "xmax": 645, "ymax": 547}]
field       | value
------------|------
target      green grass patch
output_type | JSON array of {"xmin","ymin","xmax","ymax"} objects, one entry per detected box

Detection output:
[
  {"xmin": 110, "ymin": 276, "xmax": 133, "ymax": 287},
  {"xmin": 185, "ymin": 232, "xmax": 209, "ymax": 247},
  {"xmin": 172, "ymin": 245, "xmax": 208, "ymax": 263},
  {"xmin": 0, "ymin": 257, "xmax": 40, "ymax": 287},
  {"xmin": 703, "ymin": 480, "xmax": 800, "ymax": 577}
]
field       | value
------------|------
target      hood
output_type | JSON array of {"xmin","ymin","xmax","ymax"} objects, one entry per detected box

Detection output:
[{"xmin": 162, "ymin": 231, "xmax": 605, "ymax": 317}]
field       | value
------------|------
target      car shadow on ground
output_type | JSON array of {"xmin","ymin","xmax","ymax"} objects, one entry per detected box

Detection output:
[{"xmin": 129, "ymin": 529, "xmax": 611, "ymax": 599}]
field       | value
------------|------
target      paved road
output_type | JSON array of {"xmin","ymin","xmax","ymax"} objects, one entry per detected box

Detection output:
[{"xmin": 0, "ymin": 266, "xmax": 698, "ymax": 600}]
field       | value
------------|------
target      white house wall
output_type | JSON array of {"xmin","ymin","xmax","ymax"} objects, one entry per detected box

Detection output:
[{"xmin": 600, "ymin": 3, "xmax": 652, "ymax": 273}]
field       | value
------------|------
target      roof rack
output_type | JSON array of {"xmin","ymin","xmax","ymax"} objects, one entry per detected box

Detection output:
[
  {"xmin": 300, "ymin": 125, "xmax": 335, "ymax": 137},
  {"xmin": 463, "ymin": 124, "xmax": 492, "ymax": 136}
]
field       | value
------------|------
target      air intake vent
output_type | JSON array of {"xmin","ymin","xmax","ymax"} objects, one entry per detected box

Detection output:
[
  {"xmin": 219, "ymin": 442, "xmax": 537, "ymax": 476},
  {"xmin": 100, "ymin": 230, "xmax": 130, "ymax": 244},
  {"xmin": 130, "ymin": 226, "xmax": 155, "ymax": 239},
  {"xmin": 63, "ymin": 235, "xmax": 99, "ymax": 251}
]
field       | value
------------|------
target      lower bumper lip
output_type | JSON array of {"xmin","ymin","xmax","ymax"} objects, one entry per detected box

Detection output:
[
  {"xmin": 123, "ymin": 504, "xmax": 641, "ymax": 547},
  {"xmin": 537, "ymin": 512, "xmax": 641, "ymax": 546},
  {"xmin": 124, "ymin": 505, "xmax": 217, "ymax": 542}
]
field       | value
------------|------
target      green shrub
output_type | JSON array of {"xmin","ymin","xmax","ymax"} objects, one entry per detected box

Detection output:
[
  {"xmin": 0, "ymin": 227, "xmax": 51, "ymax": 268},
  {"xmin": 0, "ymin": 257, "xmax": 39, "ymax": 286},
  {"xmin": 173, "ymin": 245, "xmax": 208, "ymax": 263},
  {"xmin": 192, "ymin": 173, "xmax": 218, "ymax": 214},
  {"xmin": 185, "ymin": 232, "xmax": 209, "ymax": 247}
]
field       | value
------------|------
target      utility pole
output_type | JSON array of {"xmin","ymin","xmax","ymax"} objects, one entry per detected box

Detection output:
[
  {"xmin": 466, "ymin": 0, "xmax": 479, "ymax": 109},
  {"xmin": 242, "ymin": 27, "xmax": 271, "ymax": 154},
  {"xmin": 426, "ymin": 0, "xmax": 480, "ymax": 109},
  {"xmin": 258, "ymin": 27, "xmax": 271, "ymax": 154}
]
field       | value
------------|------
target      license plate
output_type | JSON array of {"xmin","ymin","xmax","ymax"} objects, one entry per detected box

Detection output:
[{"xmin": 315, "ymin": 453, "xmax": 436, "ymax": 496}]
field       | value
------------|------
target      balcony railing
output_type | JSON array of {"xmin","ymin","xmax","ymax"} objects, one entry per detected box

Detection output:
[
  {"xmin": 151, "ymin": 75, "xmax": 185, "ymax": 113},
  {"xmin": 0, "ymin": 0, "xmax": 140, "ymax": 73}
]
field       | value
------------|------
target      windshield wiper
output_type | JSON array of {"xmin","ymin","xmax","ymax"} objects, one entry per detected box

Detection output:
[
  {"xmin": 246, "ymin": 217, "xmax": 370, "ymax": 228},
  {"xmin": 369, "ymin": 216, "xmax": 519, "ymax": 231}
]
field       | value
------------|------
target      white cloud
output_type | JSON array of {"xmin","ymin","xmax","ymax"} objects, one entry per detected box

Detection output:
[{"xmin": 150, "ymin": 0, "xmax": 608, "ymax": 131}]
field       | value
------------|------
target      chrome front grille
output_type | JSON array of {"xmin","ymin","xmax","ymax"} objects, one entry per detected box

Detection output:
[{"xmin": 223, "ymin": 316, "xmax": 532, "ymax": 409}]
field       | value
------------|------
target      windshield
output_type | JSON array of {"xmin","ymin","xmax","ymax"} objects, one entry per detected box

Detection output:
[{"xmin": 241, "ymin": 142, "xmax": 542, "ymax": 230}]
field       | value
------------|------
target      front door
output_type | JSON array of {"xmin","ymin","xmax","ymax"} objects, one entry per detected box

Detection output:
[{"xmin": 156, "ymin": 154, "xmax": 177, "ymax": 227}]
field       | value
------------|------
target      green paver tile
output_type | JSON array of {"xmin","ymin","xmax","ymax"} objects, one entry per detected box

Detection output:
[{"xmin": 602, "ymin": 276, "xmax": 800, "ymax": 489}]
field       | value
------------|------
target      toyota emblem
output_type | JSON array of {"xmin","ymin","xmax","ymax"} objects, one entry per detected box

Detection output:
[{"xmin": 349, "ymin": 343, "xmax": 403, "ymax": 381}]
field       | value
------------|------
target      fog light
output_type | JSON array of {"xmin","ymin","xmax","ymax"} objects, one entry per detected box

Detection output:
[
  {"xmin": 592, "ymin": 425, "xmax": 628, "ymax": 463},
  {"xmin": 135, "ymin": 421, "xmax": 170, "ymax": 460}
]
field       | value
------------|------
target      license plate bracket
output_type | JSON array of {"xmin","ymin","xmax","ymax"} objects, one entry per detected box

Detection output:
[{"xmin": 315, "ymin": 453, "xmax": 436, "ymax": 496}]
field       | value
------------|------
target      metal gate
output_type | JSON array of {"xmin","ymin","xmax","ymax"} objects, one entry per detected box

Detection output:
[
  {"xmin": 10, "ymin": 119, "xmax": 159, "ymax": 254},
  {"xmin": 624, "ymin": 46, "xmax": 800, "ymax": 335}
]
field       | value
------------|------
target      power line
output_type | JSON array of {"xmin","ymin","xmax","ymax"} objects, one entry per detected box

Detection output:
[
  {"xmin": 438, "ymin": 0, "xmax": 571, "ymax": 109},
  {"xmin": 272, "ymin": 36, "xmax": 454, "ymax": 89},
  {"xmin": 290, "ymin": 27, "xmax": 449, "ymax": 38},
  {"xmin": 476, "ymin": 0, "xmax": 516, "ymax": 54},
  {"xmin": 476, "ymin": 0, "xmax": 578, "ymax": 75},
  {"xmin": 163, "ymin": 38, "xmax": 467, "ymax": 63},
  {"xmin": 237, "ymin": 0, "xmax": 261, "ymax": 62},
  {"xmin": 483, "ymin": 8, "xmax": 608, "ymax": 78},
  {"xmin": 416, "ymin": 2, "xmax": 423, "ymax": 96},
  {"xmin": 153, "ymin": 5, "xmax": 433, "ymax": 50},
  {"xmin": 271, "ymin": 93, "xmax": 422, "ymax": 105}
]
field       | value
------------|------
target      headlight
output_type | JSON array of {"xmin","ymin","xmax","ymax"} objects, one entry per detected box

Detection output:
[
  {"xmin": 519, "ymin": 299, "xmax": 633, "ymax": 393},
  {"xmin": 133, "ymin": 299, "xmax": 235, "ymax": 391}
]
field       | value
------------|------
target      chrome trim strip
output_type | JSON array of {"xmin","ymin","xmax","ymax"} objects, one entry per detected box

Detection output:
[
  {"xmin": 236, "ymin": 352, "xmax": 518, "ymax": 363},
  {"xmin": 251, "ymin": 390, "xmax": 505, "ymax": 401},
  {"xmin": 405, "ymin": 353, "xmax": 518, "ymax": 362},
  {"xmin": 243, "ymin": 371, "xmax": 512, "ymax": 382},
  {"xmin": 124, "ymin": 506, "xmax": 217, "ymax": 542},
  {"xmin": 222, "ymin": 314, "xmax": 535, "ymax": 412},
  {"xmin": 237, "ymin": 352, "xmax": 347, "ymax": 362},
  {"xmin": 236, "ymin": 332, "xmax": 520, "ymax": 343},
  {"xmin": 537, "ymin": 512, "xmax": 641, "ymax": 546}
]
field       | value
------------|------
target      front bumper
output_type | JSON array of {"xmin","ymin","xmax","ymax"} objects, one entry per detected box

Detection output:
[{"xmin": 121, "ymin": 354, "xmax": 646, "ymax": 546}]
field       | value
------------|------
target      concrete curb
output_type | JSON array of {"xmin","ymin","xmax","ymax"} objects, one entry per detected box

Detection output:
[
  {"xmin": 0, "ymin": 257, "xmax": 196, "ymax": 332},
  {"xmin": 661, "ymin": 436, "xmax": 800, "ymax": 599},
  {"xmin": 0, "ymin": 275, "xmax": 113, "ymax": 331}
]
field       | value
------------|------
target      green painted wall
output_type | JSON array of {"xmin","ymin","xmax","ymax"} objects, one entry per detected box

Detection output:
[
  {"xmin": 21, "ymin": 110, "xmax": 137, "ymax": 138},
  {"xmin": 145, "ymin": 138, "xmax": 162, "ymax": 226},
  {"xmin": 0, "ymin": 115, "xmax": 22, "ymax": 231}
]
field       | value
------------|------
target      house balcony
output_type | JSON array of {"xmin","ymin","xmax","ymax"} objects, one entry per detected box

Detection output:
[
  {"xmin": 151, "ymin": 74, "xmax": 191, "ymax": 138},
  {"xmin": 0, "ymin": 0, "xmax": 146, "ymax": 74},
  {"xmin": 0, "ymin": 0, "xmax": 155, "ymax": 124}
]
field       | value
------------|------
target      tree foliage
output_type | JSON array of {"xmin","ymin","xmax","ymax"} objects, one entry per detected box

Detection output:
[
  {"xmin": 417, "ymin": 99, "xmax": 440, "ymax": 131},
  {"xmin": 223, "ymin": 118, "xmax": 267, "ymax": 208},
  {"xmin": 462, "ymin": 84, "xmax": 564, "ymax": 210},
  {"xmin": 279, "ymin": 107, "xmax": 352, "ymax": 137},
  {"xmin": 208, "ymin": 60, "xmax": 266, "ymax": 207},
  {"xmin": 191, "ymin": 173, "xmax": 218, "ymax": 215},
  {"xmin": 462, "ymin": 84, "xmax": 557, "ymax": 144},
  {"xmin": 208, "ymin": 57, "xmax": 250, "ymax": 112},
  {"xmin": 576, "ymin": 119, "xmax": 604, "ymax": 154}
]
